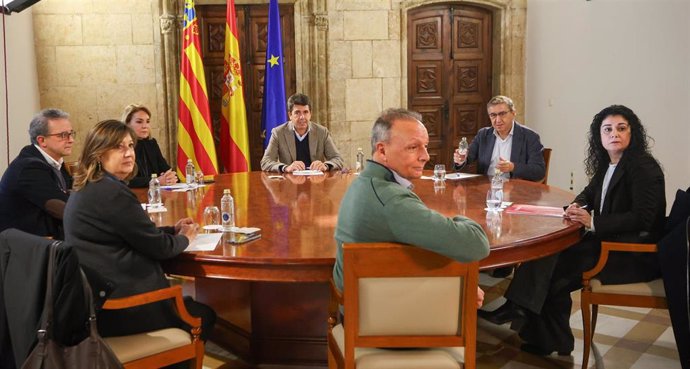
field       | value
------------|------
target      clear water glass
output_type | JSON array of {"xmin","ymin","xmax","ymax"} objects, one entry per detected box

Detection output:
[
  {"xmin": 203, "ymin": 206, "xmax": 220, "ymax": 231},
  {"xmin": 486, "ymin": 188, "xmax": 503, "ymax": 212},
  {"xmin": 433, "ymin": 164, "xmax": 446, "ymax": 181},
  {"xmin": 195, "ymin": 170, "xmax": 204, "ymax": 186}
]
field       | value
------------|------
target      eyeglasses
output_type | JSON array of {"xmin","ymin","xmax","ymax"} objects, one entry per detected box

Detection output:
[
  {"xmin": 488, "ymin": 111, "xmax": 511, "ymax": 119},
  {"xmin": 601, "ymin": 125, "xmax": 630, "ymax": 135},
  {"xmin": 43, "ymin": 130, "xmax": 77, "ymax": 140}
]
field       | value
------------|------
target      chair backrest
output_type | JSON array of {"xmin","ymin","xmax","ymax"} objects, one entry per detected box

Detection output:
[
  {"xmin": 539, "ymin": 148, "xmax": 552, "ymax": 184},
  {"xmin": 341, "ymin": 242, "xmax": 478, "ymax": 365}
]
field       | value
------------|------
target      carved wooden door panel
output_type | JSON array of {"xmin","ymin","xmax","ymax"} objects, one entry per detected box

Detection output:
[
  {"xmin": 197, "ymin": 4, "xmax": 296, "ymax": 171},
  {"xmin": 407, "ymin": 4, "xmax": 492, "ymax": 170}
]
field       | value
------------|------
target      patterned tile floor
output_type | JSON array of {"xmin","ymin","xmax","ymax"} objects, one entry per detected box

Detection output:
[{"xmin": 200, "ymin": 273, "xmax": 681, "ymax": 369}]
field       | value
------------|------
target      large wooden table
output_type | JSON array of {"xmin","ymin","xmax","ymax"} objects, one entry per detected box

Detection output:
[{"xmin": 137, "ymin": 171, "xmax": 581, "ymax": 366}]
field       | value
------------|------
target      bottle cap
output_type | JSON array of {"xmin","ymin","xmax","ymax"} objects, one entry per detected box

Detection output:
[
  {"xmin": 151, "ymin": 174, "xmax": 157, "ymax": 178},
  {"xmin": 224, "ymin": 189, "xmax": 231, "ymax": 194}
]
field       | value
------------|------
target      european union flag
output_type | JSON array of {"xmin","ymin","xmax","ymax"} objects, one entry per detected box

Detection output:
[{"xmin": 260, "ymin": 0, "xmax": 287, "ymax": 149}]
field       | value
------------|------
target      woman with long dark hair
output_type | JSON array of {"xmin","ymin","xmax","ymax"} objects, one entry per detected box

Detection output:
[{"xmin": 479, "ymin": 105, "xmax": 665, "ymax": 355}]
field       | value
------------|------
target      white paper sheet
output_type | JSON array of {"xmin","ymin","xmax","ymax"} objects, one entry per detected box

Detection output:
[
  {"xmin": 161, "ymin": 183, "xmax": 206, "ymax": 192},
  {"xmin": 420, "ymin": 173, "xmax": 480, "ymax": 180},
  {"xmin": 291, "ymin": 170, "xmax": 324, "ymax": 176},
  {"xmin": 141, "ymin": 204, "xmax": 168, "ymax": 213},
  {"xmin": 185, "ymin": 233, "xmax": 222, "ymax": 252},
  {"xmin": 445, "ymin": 172, "xmax": 481, "ymax": 180}
]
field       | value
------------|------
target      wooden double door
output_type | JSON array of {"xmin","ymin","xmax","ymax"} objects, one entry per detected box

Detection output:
[
  {"xmin": 408, "ymin": 4, "xmax": 493, "ymax": 170},
  {"xmin": 196, "ymin": 4, "xmax": 296, "ymax": 171}
]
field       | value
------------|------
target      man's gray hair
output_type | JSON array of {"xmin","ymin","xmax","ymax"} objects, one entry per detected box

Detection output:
[
  {"xmin": 29, "ymin": 108, "xmax": 70, "ymax": 144},
  {"xmin": 370, "ymin": 108, "xmax": 422, "ymax": 154},
  {"xmin": 487, "ymin": 95, "xmax": 515, "ymax": 112}
]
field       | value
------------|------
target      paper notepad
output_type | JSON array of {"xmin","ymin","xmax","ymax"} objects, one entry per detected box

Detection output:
[{"xmin": 185, "ymin": 233, "xmax": 222, "ymax": 252}]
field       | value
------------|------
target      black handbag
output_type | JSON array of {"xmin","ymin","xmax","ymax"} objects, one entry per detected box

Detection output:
[{"xmin": 21, "ymin": 241, "xmax": 123, "ymax": 369}]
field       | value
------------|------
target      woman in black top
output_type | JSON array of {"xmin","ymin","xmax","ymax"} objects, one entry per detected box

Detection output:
[
  {"xmin": 122, "ymin": 104, "xmax": 178, "ymax": 188},
  {"xmin": 64, "ymin": 119, "xmax": 214, "ymax": 343}
]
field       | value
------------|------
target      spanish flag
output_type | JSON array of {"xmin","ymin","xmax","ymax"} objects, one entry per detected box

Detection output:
[
  {"xmin": 219, "ymin": 0, "xmax": 250, "ymax": 173},
  {"xmin": 177, "ymin": 0, "xmax": 218, "ymax": 181}
]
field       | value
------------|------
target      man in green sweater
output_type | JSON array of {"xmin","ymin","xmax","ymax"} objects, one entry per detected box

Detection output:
[{"xmin": 332, "ymin": 108, "xmax": 490, "ymax": 305}]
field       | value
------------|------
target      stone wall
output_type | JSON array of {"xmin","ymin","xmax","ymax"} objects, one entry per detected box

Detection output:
[
  {"xmin": 32, "ymin": 0, "xmax": 166, "ymax": 161},
  {"xmin": 328, "ymin": 0, "xmax": 526, "ymax": 167},
  {"xmin": 32, "ymin": 0, "xmax": 526, "ymax": 169}
]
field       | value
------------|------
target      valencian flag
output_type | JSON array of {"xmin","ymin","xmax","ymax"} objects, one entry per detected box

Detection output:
[
  {"xmin": 220, "ymin": 0, "xmax": 250, "ymax": 173},
  {"xmin": 177, "ymin": 0, "xmax": 218, "ymax": 180},
  {"xmin": 260, "ymin": 0, "xmax": 288, "ymax": 148}
]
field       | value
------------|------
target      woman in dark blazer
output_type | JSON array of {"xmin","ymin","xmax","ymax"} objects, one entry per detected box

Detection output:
[
  {"xmin": 480, "ymin": 105, "xmax": 666, "ymax": 356},
  {"xmin": 63, "ymin": 120, "xmax": 214, "ymax": 341},
  {"xmin": 122, "ymin": 104, "xmax": 178, "ymax": 188}
]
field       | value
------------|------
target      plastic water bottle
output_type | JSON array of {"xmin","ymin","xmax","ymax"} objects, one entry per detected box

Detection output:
[
  {"xmin": 458, "ymin": 137, "xmax": 469, "ymax": 156},
  {"xmin": 148, "ymin": 174, "xmax": 162, "ymax": 208},
  {"xmin": 185, "ymin": 159, "xmax": 195, "ymax": 186},
  {"xmin": 491, "ymin": 168, "xmax": 504, "ymax": 191},
  {"xmin": 490, "ymin": 168, "xmax": 504, "ymax": 208},
  {"xmin": 355, "ymin": 148, "xmax": 365, "ymax": 173},
  {"xmin": 221, "ymin": 189, "xmax": 235, "ymax": 231}
]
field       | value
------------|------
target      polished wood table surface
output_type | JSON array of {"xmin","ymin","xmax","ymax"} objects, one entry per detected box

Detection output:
[
  {"xmin": 141, "ymin": 171, "xmax": 582, "ymax": 277},
  {"xmin": 136, "ymin": 171, "xmax": 581, "ymax": 366}
]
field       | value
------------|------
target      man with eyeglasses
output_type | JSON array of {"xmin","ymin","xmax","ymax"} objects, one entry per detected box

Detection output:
[
  {"xmin": 261, "ymin": 93, "xmax": 344, "ymax": 173},
  {"xmin": 453, "ymin": 95, "xmax": 545, "ymax": 181},
  {"xmin": 0, "ymin": 108, "xmax": 75, "ymax": 239}
]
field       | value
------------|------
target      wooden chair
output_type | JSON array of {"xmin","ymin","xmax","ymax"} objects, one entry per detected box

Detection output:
[
  {"xmin": 102, "ymin": 285, "xmax": 204, "ymax": 369},
  {"xmin": 580, "ymin": 241, "xmax": 667, "ymax": 369},
  {"xmin": 538, "ymin": 148, "xmax": 552, "ymax": 184},
  {"xmin": 327, "ymin": 242, "xmax": 479, "ymax": 369}
]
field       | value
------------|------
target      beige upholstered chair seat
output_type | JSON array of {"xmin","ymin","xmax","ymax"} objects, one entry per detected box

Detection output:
[
  {"xmin": 105, "ymin": 328, "xmax": 192, "ymax": 363},
  {"xmin": 101, "ymin": 286, "xmax": 204, "ymax": 368},
  {"xmin": 331, "ymin": 324, "xmax": 464, "ymax": 369},
  {"xmin": 589, "ymin": 278, "xmax": 665, "ymax": 297},
  {"xmin": 580, "ymin": 242, "xmax": 668, "ymax": 369}
]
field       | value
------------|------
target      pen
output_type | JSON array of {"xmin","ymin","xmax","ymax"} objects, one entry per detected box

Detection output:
[{"xmin": 563, "ymin": 204, "xmax": 589, "ymax": 211}]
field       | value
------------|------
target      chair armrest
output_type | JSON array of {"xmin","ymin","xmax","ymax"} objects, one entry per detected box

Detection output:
[
  {"xmin": 102, "ymin": 285, "xmax": 201, "ymax": 331},
  {"xmin": 327, "ymin": 278, "xmax": 343, "ymax": 328},
  {"xmin": 582, "ymin": 242, "xmax": 658, "ymax": 281}
]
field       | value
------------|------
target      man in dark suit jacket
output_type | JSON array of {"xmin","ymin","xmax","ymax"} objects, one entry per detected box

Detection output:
[
  {"xmin": 260, "ymin": 93, "xmax": 344, "ymax": 173},
  {"xmin": 0, "ymin": 109, "xmax": 74, "ymax": 238},
  {"xmin": 454, "ymin": 95, "xmax": 545, "ymax": 181}
]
